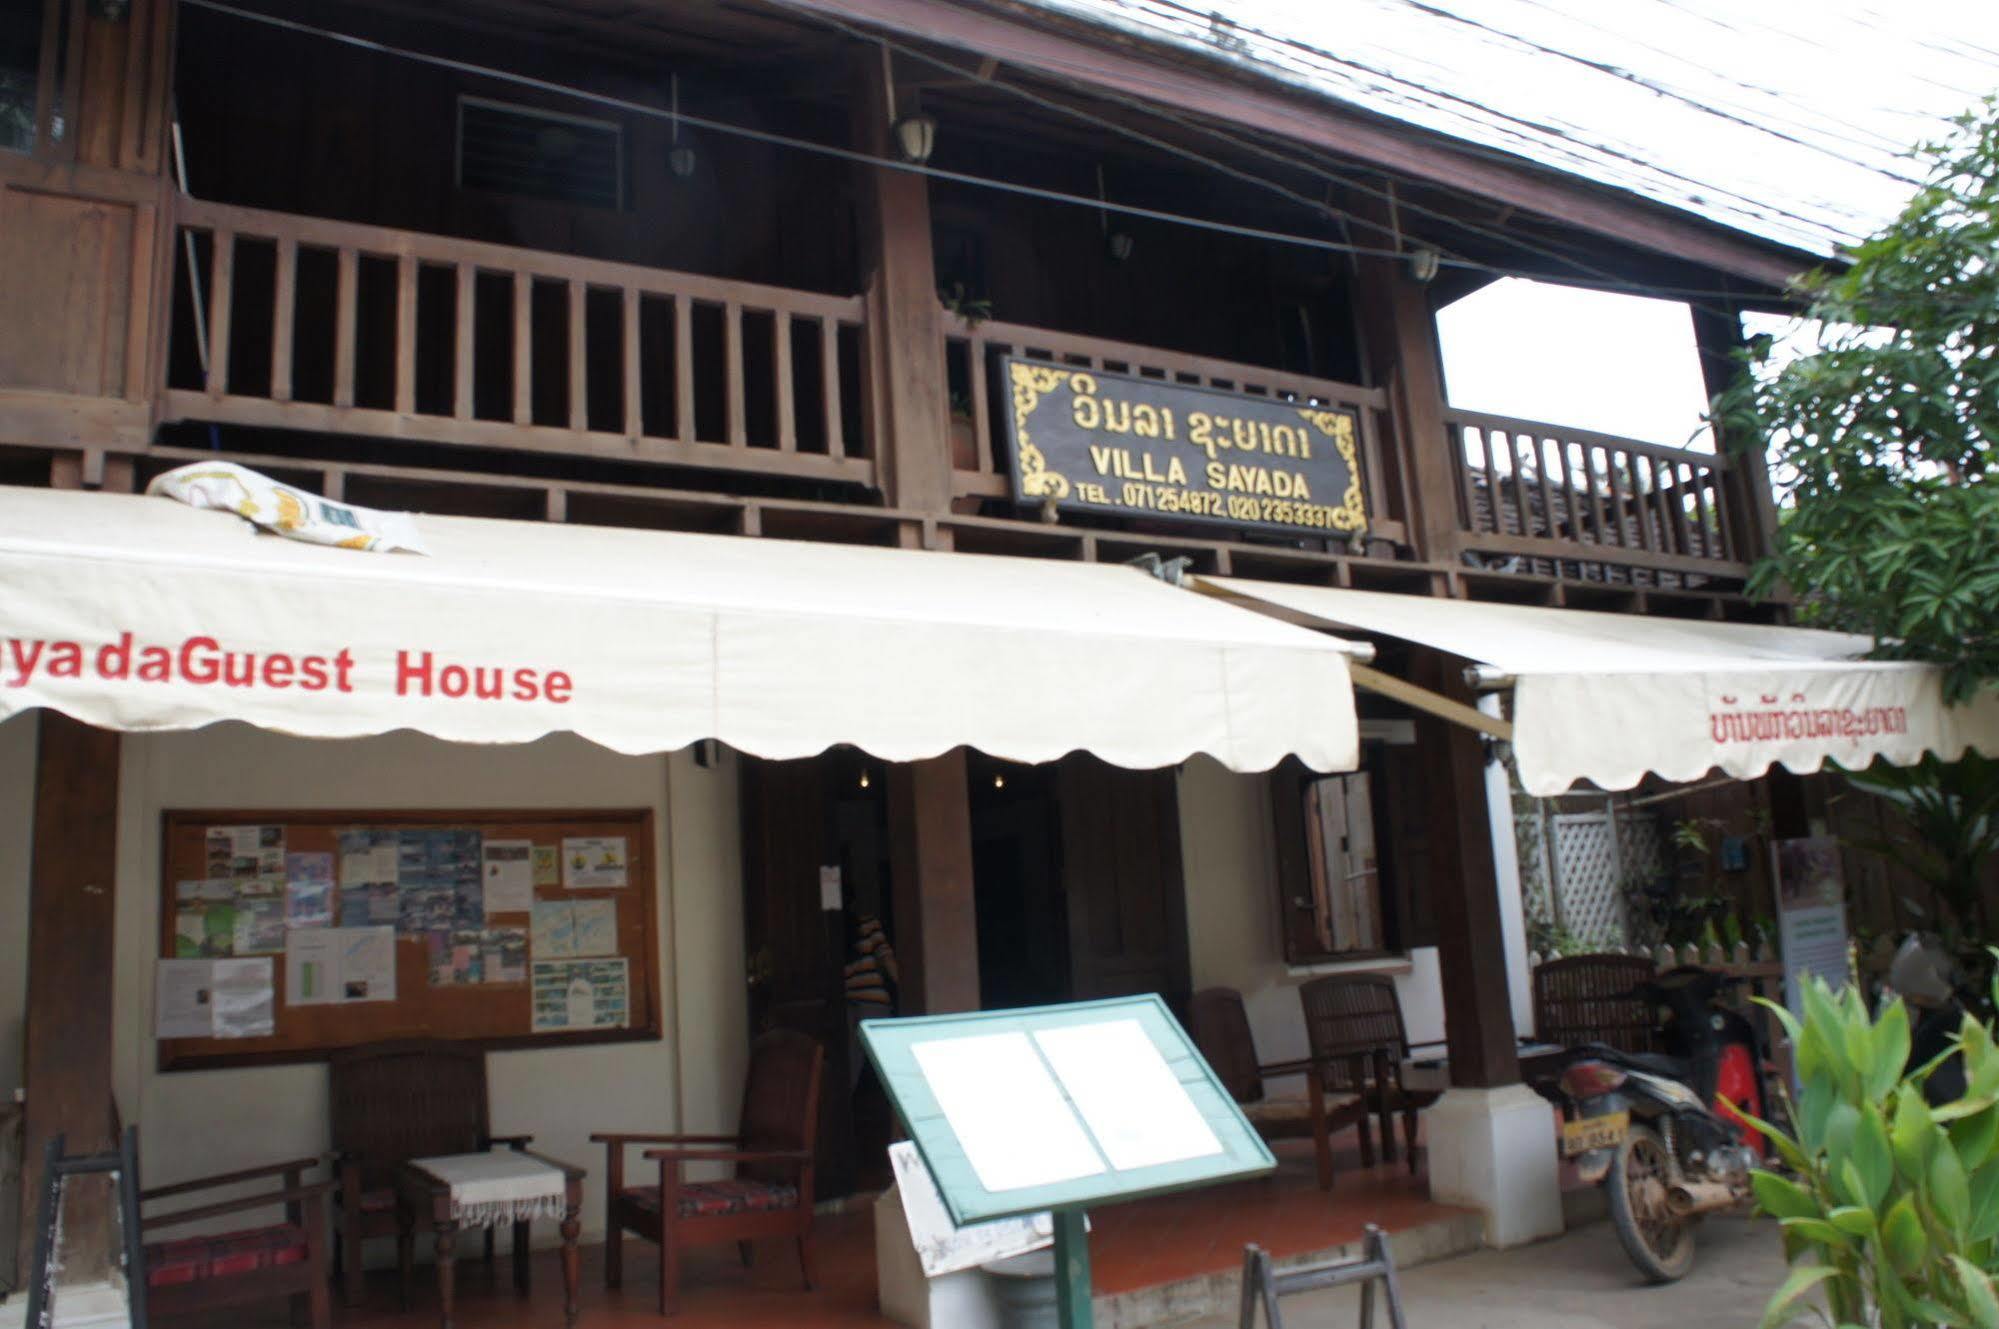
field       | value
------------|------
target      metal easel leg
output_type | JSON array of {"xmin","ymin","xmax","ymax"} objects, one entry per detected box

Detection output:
[{"xmin": 1053, "ymin": 1210, "xmax": 1094, "ymax": 1329}]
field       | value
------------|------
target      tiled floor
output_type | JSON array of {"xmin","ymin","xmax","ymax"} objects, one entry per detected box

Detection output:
[{"xmin": 245, "ymin": 1139, "xmax": 1461, "ymax": 1328}]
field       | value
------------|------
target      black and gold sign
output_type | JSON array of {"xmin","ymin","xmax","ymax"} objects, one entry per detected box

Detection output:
[{"xmin": 1001, "ymin": 357, "xmax": 1367, "ymax": 536}]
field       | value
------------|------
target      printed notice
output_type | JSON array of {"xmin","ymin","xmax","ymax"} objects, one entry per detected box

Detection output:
[
  {"xmin": 1033, "ymin": 1019, "xmax": 1222, "ymax": 1172},
  {"xmin": 285, "ymin": 852, "xmax": 335, "ymax": 928},
  {"xmin": 532, "ymin": 900, "xmax": 579, "ymax": 959},
  {"xmin": 482, "ymin": 839, "xmax": 536, "ymax": 915},
  {"xmin": 284, "ymin": 926, "xmax": 396, "ymax": 1005},
  {"xmin": 338, "ymin": 926, "xmax": 397, "ymax": 1002},
  {"xmin": 571, "ymin": 900, "xmax": 617, "ymax": 958},
  {"xmin": 532, "ymin": 845, "xmax": 560, "ymax": 887},
  {"xmin": 888, "ymin": 1141, "xmax": 1055, "ymax": 1278},
  {"xmin": 211, "ymin": 957, "xmax": 276, "ymax": 1038},
  {"xmin": 910, "ymin": 1033, "xmax": 1105, "ymax": 1194},
  {"xmin": 285, "ymin": 930, "xmax": 341, "ymax": 1005},
  {"xmin": 531, "ymin": 958, "xmax": 629, "ymax": 1032},
  {"xmin": 562, "ymin": 836, "xmax": 628, "ymax": 889},
  {"xmin": 156, "ymin": 959, "xmax": 217, "ymax": 1038}
]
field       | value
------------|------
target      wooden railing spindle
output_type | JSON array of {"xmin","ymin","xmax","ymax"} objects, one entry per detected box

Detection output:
[
  {"xmin": 821, "ymin": 319, "xmax": 844, "ymax": 459},
  {"xmin": 673, "ymin": 296, "xmax": 696, "ymax": 444},
  {"xmin": 724, "ymin": 301, "xmax": 745, "ymax": 448},
  {"xmin": 622, "ymin": 287, "xmax": 642, "ymax": 438},
  {"xmin": 204, "ymin": 227, "xmax": 234, "ymax": 398},
  {"xmin": 453, "ymin": 261, "xmax": 475, "ymax": 420},
  {"xmin": 332, "ymin": 245, "xmax": 357, "ymax": 409},
  {"xmin": 774, "ymin": 311, "xmax": 796, "ymax": 452},
  {"xmin": 270, "ymin": 236, "xmax": 296, "ymax": 403},
  {"xmin": 394, "ymin": 253, "xmax": 418, "ymax": 416},
  {"xmin": 567, "ymin": 279, "xmax": 588, "ymax": 433},
  {"xmin": 512, "ymin": 271, "xmax": 532, "ymax": 426}
]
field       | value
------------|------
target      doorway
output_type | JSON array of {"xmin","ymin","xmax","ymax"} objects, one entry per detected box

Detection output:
[{"xmin": 968, "ymin": 752, "xmax": 1191, "ymax": 1009}]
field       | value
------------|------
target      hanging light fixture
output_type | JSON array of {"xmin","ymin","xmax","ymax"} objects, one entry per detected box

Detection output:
[
  {"xmin": 992, "ymin": 771, "xmax": 1006, "ymax": 790},
  {"xmin": 667, "ymin": 74, "xmax": 696, "ymax": 178},
  {"xmin": 1098, "ymin": 163, "xmax": 1132, "ymax": 262},
  {"xmin": 1407, "ymin": 246, "xmax": 1441, "ymax": 284},
  {"xmin": 894, "ymin": 112, "xmax": 938, "ymax": 165},
  {"xmin": 880, "ymin": 43, "xmax": 936, "ymax": 165},
  {"xmin": 858, "ymin": 767, "xmax": 871, "ymax": 790}
]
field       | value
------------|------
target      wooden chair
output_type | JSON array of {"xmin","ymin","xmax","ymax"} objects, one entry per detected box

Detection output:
[
  {"xmin": 1189, "ymin": 987, "xmax": 1367, "ymax": 1190},
  {"xmin": 1297, "ymin": 974, "xmax": 1439, "ymax": 1176},
  {"xmin": 1532, "ymin": 953, "xmax": 1662, "ymax": 1053},
  {"xmin": 593, "ymin": 1028, "xmax": 824, "ymax": 1315},
  {"xmin": 140, "ymin": 1147, "xmax": 333, "ymax": 1329},
  {"xmin": 327, "ymin": 1040, "xmax": 532, "ymax": 1305}
]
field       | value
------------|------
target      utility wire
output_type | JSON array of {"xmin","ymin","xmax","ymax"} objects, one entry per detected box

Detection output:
[{"xmin": 186, "ymin": 0, "xmax": 1905, "ymax": 309}]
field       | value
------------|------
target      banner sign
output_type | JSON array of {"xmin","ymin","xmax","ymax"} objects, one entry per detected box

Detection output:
[
  {"xmin": 1000, "ymin": 357, "xmax": 1368, "ymax": 538},
  {"xmin": 1773, "ymin": 836, "xmax": 1850, "ymax": 1020}
]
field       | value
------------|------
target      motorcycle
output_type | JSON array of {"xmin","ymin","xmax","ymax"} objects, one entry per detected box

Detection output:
[{"xmin": 1553, "ymin": 966, "xmax": 1773, "ymax": 1283}]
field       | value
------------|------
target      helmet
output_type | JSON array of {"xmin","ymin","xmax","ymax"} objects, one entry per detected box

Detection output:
[{"xmin": 1888, "ymin": 934, "xmax": 1957, "ymax": 1007}]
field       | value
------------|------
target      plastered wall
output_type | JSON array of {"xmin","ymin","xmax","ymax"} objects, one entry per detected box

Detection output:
[
  {"xmin": 4, "ymin": 719, "xmax": 748, "ymax": 1255},
  {"xmin": 1176, "ymin": 754, "xmax": 1449, "ymax": 1078}
]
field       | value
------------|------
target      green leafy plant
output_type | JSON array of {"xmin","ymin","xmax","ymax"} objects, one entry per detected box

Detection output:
[
  {"xmin": 1747, "ymin": 973, "xmax": 1999, "ymax": 1328},
  {"xmin": 1714, "ymin": 101, "xmax": 1999, "ymax": 704},
  {"xmin": 937, "ymin": 282, "xmax": 993, "ymax": 328},
  {"xmin": 1841, "ymin": 752, "xmax": 1999, "ymax": 943}
]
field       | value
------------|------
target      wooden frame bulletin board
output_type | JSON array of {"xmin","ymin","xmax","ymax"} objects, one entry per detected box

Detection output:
[{"xmin": 157, "ymin": 809, "xmax": 660, "ymax": 1072}]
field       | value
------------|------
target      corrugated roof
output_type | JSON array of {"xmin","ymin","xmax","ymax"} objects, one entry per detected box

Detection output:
[{"xmin": 1018, "ymin": 0, "xmax": 1998, "ymax": 258}]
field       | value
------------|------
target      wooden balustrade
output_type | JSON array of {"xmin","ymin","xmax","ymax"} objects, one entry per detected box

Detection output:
[
  {"xmin": 164, "ymin": 195, "xmax": 873, "ymax": 486},
  {"xmin": 1448, "ymin": 408, "xmax": 1753, "ymax": 582},
  {"xmin": 944, "ymin": 316, "xmax": 1408, "ymax": 551}
]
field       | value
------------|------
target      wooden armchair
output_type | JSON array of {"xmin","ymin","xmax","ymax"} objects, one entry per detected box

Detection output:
[
  {"xmin": 141, "ymin": 1151, "xmax": 333, "ymax": 1329},
  {"xmin": 327, "ymin": 1039, "xmax": 531, "ymax": 1305},
  {"xmin": 1533, "ymin": 953, "xmax": 1662, "ymax": 1054},
  {"xmin": 1297, "ymin": 974, "xmax": 1440, "ymax": 1176},
  {"xmin": 1188, "ymin": 986, "xmax": 1366, "ymax": 1191},
  {"xmin": 592, "ymin": 1028, "xmax": 824, "ymax": 1315}
]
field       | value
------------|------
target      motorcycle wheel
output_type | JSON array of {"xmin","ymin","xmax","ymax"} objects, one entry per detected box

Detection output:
[{"xmin": 1607, "ymin": 1122, "xmax": 1696, "ymax": 1283}]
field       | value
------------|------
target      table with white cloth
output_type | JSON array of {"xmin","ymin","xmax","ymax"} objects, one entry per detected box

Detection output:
[{"xmin": 395, "ymin": 1149, "xmax": 585, "ymax": 1329}]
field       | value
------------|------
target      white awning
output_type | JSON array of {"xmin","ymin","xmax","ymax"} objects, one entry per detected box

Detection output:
[
  {"xmin": 0, "ymin": 487, "xmax": 1362, "ymax": 773},
  {"xmin": 1200, "ymin": 579, "xmax": 1999, "ymax": 796}
]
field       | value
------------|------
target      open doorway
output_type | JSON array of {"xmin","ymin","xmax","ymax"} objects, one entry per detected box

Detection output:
[{"xmin": 969, "ymin": 754, "xmax": 1069, "ymax": 1009}]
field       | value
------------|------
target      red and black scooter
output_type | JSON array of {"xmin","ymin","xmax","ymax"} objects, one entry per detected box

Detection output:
[{"xmin": 1552, "ymin": 967, "xmax": 1772, "ymax": 1283}]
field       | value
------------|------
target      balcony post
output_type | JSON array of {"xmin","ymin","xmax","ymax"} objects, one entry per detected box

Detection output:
[
  {"xmin": 850, "ymin": 48, "xmax": 954, "ymax": 528},
  {"xmin": 17, "ymin": 713, "xmax": 122, "ymax": 1289},
  {"xmin": 1692, "ymin": 305, "xmax": 1779, "ymax": 567},
  {"xmin": 1348, "ymin": 188, "xmax": 1461, "ymax": 570}
]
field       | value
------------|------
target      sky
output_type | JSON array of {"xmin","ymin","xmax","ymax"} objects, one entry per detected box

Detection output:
[{"xmin": 1047, "ymin": 0, "xmax": 1999, "ymax": 449}]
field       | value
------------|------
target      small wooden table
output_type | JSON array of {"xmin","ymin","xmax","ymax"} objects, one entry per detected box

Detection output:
[{"xmin": 395, "ymin": 1151, "xmax": 585, "ymax": 1329}]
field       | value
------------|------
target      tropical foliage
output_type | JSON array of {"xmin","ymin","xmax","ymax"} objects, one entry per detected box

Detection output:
[
  {"xmin": 1717, "ymin": 101, "xmax": 1999, "ymax": 704},
  {"xmin": 1842, "ymin": 753, "xmax": 1999, "ymax": 942},
  {"xmin": 1749, "ymin": 974, "xmax": 1999, "ymax": 1328}
]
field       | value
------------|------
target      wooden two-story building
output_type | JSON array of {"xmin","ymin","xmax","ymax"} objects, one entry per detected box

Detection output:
[{"xmin": 12, "ymin": 0, "xmax": 1974, "ymax": 1322}]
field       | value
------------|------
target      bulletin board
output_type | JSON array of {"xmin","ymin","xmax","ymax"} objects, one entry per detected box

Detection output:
[{"xmin": 155, "ymin": 808, "xmax": 661, "ymax": 1072}]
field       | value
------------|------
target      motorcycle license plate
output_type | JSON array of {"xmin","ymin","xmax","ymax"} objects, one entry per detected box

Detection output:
[{"xmin": 1562, "ymin": 1111, "xmax": 1629, "ymax": 1156}]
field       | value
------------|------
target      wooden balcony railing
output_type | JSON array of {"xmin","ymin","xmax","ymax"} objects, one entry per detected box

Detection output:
[
  {"xmin": 1447, "ymin": 409, "xmax": 1753, "ymax": 583},
  {"xmin": 945, "ymin": 317, "xmax": 1408, "ymax": 551},
  {"xmin": 164, "ymin": 196, "xmax": 873, "ymax": 486}
]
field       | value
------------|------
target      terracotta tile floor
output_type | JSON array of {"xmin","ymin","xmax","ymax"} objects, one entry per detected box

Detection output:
[{"xmin": 237, "ymin": 1139, "xmax": 1460, "ymax": 1329}]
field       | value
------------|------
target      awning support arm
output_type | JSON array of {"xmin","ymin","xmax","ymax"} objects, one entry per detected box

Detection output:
[{"xmin": 1348, "ymin": 662, "xmax": 1514, "ymax": 742}]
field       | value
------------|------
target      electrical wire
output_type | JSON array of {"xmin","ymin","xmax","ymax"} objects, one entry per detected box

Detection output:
[{"xmin": 183, "ymin": 0, "xmax": 1921, "ymax": 310}]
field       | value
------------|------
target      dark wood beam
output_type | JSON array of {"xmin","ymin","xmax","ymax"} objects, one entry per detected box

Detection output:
[
  {"xmin": 18, "ymin": 713, "xmax": 121, "ymax": 1285},
  {"xmin": 886, "ymin": 751, "xmax": 980, "ymax": 1014},
  {"xmin": 850, "ymin": 46, "xmax": 953, "ymax": 514},
  {"xmin": 1349, "ymin": 190, "xmax": 1459, "ymax": 566},
  {"xmin": 765, "ymin": 0, "xmax": 1815, "ymax": 289},
  {"xmin": 1409, "ymin": 648, "xmax": 1519, "ymax": 1089}
]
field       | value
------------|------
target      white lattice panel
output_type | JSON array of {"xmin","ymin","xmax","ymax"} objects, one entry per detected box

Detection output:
[{"xmin": 1550, "ymin": 810, "xmax": 1665, "ymax": 947}]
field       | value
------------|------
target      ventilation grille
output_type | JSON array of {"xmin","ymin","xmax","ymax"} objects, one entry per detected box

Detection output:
[{"xmin": 457, "ymin": 96, "xmax": 622, "ymax": 209}]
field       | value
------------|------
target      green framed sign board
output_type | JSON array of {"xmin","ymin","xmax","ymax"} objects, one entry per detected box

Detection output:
[{"xmin": 860, "ymin": 995, "xmax": 1276, "ymax": 1329}]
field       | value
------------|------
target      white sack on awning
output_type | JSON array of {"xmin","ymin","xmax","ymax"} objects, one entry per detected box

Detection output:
[
  {"xmin": 1199, "ymin": 579, "xmax": 1999, "ymax": 796},
  {"xmin": 0, "ymin": 487, "xmax": 1361, "ymax": 773}
]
